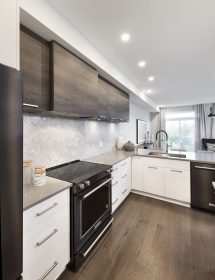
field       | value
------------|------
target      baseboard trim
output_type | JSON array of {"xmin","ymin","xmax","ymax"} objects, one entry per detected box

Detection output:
[{"xmin": 131, "ymin": 190, "xmax": 190, "ymax": 208}]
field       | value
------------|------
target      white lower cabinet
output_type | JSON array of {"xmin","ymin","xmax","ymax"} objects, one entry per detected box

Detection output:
[
  {"xmin": 164, "ymin": 168, "xmax": 190, "ymax": 203},
  {"xmin": 112, "ymin": 157, "xmax": 131, "ymax": 213},
  {"xmin": 132, "ymin": 156, "xmax": 191, "ymax": 204},
  {"xmin": 23, "ymin": 189, "xmax": 70, "ymax": 280},
  {"xmin": 143, "ymin": 165, "xmax": 165, "ymax": 196},
  {"xmin": 131, "ymin": 156, "xmax": 143, "ymax": 191}
]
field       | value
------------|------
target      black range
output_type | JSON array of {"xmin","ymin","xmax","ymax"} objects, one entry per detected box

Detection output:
[{"xmin": 46, "ymin": 160, "xmax": 113, "ymax": 271}]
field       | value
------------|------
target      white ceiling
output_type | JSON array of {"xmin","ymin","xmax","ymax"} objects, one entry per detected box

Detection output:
[{"xmin": 47, "ymin": 0, "xmax": 215, "ymax": 107}]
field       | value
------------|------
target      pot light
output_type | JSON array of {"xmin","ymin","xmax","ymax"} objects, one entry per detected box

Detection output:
[
  {"xmin": 146, "ymin": 89, "xmax": 152, "ymax": 94},
  {"xmin": 138, "ymin": 61, "xmax": 146, "ymax": 68},
  {"xmin": 148, "ymin": 76, "xmax": 155, "ymax": 81},
  {"xmin": 121, "ymin": 33, "xmax": 130, "ymax": 42}
]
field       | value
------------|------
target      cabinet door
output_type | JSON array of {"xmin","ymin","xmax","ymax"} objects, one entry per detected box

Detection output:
[
  {"xmin": 132, "ymin": 157, "xmax": 143, "ymax": 191},
  {"xmin": 165, "ymin": 168, "xmax": 190, "ymax": 202},
  {"xmin": 51, "ymin": 42, "xmax": 98, "ymax": 117},
  {"xmin": 143, "ymin": 165, "xmax": 165, "ymax": 196},
  {"xmin": 20, "ymin": 29, "xmax": 50, "ymax": 112},
  {"xmin": 116, "ymin": 88, "xmax": 129, "ymax": 121},
  {"xmin": 97, "ymin": 78, "xmax": 118, "ymax": 119}
]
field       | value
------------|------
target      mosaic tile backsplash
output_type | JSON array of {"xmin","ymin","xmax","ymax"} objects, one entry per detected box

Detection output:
[{"xmin": 24, "ymin": 102, "xmax": 150, "ymax": 167}]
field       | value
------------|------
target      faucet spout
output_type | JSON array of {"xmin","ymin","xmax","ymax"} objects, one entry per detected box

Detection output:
[{"xmin": 155, "ymin": 130, "xmax": 168, "ymax": 152}]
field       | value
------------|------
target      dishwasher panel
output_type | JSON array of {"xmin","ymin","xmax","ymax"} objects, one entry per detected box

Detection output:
[{"xmin": 191, "ymin": 162, "xmax": 215, "ymax": 212}]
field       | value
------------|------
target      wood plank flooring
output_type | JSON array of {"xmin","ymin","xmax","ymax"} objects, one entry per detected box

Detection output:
[{"xmin": 59, "ymin": 193, "xmax": 215, "ymax": 280}]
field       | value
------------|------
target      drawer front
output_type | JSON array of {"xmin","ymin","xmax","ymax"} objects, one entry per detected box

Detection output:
[
  {"xmin": 23, "ymin": 205, "xmax": 70, "ymax": 271},
  {"xmin": 24, "ymin": 189, "xmax": 70, "ymax": 234},
  {"xmin": 23, "ymin": 234, "xmax": 69, "ymax": 280},
  {"xmin": 142, "ymin": 157, "xmax": 190, "ymax": 170}
]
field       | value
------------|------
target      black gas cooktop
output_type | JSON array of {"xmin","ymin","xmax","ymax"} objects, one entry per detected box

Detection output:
[{"xmin": 46, "ymin": 160, "xmax": 111, "ymax": 185}]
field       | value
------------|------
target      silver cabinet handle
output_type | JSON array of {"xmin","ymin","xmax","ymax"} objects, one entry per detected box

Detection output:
[
  {"xmin": 112, "ymin": 181, "xmax": 119, "ymax": 187},
  {"xmin": 148, "ymin": 166, "xmax": 158, "ymax": 169},
  {"xmin": 112, "ymin": 198, "xmax": 119, "ymax": 205},
  {"xmin": 209, "ymin": 203, "xmax": 215, "ymax": 208},
  {"xmin": 23, "ymin": 103, "xmax": 39, "ymax": 108},
  {"xmin": 195, "ymin": 166, "xmax": 215, "ymax": 171},
  {"xmin": 83, "ymin": 178, "xmax": 112, "ymax": 199},
  {"xmin": 122, "ymin": 188, "xmax": 127, "ymax": 195},
  {"xmin": 171, "ymin": 170, "xmax": 183, "ymax": 173},
  {"xmin": 36, "ymin": 229, "xmax": 58, "ymax": 246},
  {"xmin": 212, "ymin": 181, "xmax": 215, "ymax": 190},
  {"xmin": 82, "ymin": 218, "xmax": 113, "ymax": 257},
  {"xmin": 37, "ymin": 261, "xmax": 58, "ymax": 280},
  {"xmin": 121, "ymin": 174, "xmax": 127, "ymax": 179},
  {"xmin": 121, "ymin": 162, "xmax": 127, "ymax": 167},
  {"xmin": 36, "ymin": 203, "xmax": 58, "ymax": 217}
]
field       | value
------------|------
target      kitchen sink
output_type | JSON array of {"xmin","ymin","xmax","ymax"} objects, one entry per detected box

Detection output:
[{"xmin": 148, "ymin": 151, "xmax": 186, "ymax": 159}]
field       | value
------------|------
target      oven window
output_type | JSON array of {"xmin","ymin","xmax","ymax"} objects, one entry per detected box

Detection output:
[{"xmin": 81, "ymin": 184, "xmax": 110, "ymax": 237}]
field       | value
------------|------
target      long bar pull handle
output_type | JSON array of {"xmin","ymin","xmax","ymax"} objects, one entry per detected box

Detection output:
[
  {"xmin": 148, "ymin": 166, "xmax": 158, "ymax": 169},
  {"xmin": 82, "ymin": 219, "xmax": 113, "ymax": 257},
  {"xmin": 121, "ymin": 162, "xmax": 127, "ymax": 167},
  {"xmin": 195, "ymin": 166, "xmax": 215, "ymax": 171},
  {"xmin": 83, "ymin": 178, "xmax": 112, "ymax": 199},
  {"xmin": 37, "ymin": 261, "xmax": 58, "ymax": 280},
  {"xmin": 171, "ymin": 170, "xmax": 183, "ymax": 173},
  {"xmin": 23, "ymin": 103, "xmax": 39, "ymax": 108},
  {"xmin": 121, "ymin": 174, "xmax": 127, "ymax": 179},
  {"xmin": 36, "ymin": 229, "xmax": 58, "ymax": 246},
  {"xmin": 112, "ymin": 198, "xmax": 119, "ymax": 205},
  {"xmin": 112, "ymin": 181, "xmax": 119, "ymax": 187},
  {"xmin": 122, "ymin": 189, "xmax": 127, "ymax": 195},
  {"xmin": 36, "ymin": 203, "xmax": 58, "ymax": 216}
]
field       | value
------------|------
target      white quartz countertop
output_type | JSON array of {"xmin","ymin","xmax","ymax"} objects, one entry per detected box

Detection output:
[
  {"xmin": 23, "ymin": 176, "xmax": 72, "ymax": 211},
  {"xmin": 85, "ymin": 148, "xmax": 215, "ymax": 165}
]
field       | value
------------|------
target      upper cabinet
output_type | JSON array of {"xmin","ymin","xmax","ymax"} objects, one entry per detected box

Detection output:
[
  {"xmin": 97, "ymin": 77, "xmax": 129, "ymax": 121},
  {"xmin": 20, "ymin": 27, "xmax": 50, "ymax": 112},
  {"xmin": 20, "ymin": 27, "xmax": 129, "ymax": 121},
  {"xmin": 50, "ymin": 41, "xmax": 98, "ymax": 117}
]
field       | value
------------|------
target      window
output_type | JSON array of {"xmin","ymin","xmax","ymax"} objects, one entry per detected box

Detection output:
[{"xmin": 166, "ymin": 111, "xmax": 195, "ymax": 152}]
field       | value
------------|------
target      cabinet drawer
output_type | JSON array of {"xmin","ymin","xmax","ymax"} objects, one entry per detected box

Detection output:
[
  {"xmin": 23, "ymin": 205, "xmax": 70, "ymax": 271},
  {"xmin": 112, "ymin": 194, "xmax": 121, "ymax": 213},
  {"xmin": 23, "ymin": 234, "xmax": 69, "ymax": 280},
  {"xmin": 142, "ymin": 157, "xmax": 190, "ymax": 170},
  {"xmin": 24, "ymin": 189, "xmax": 69, "ymax": 234},
  {"xmin": 165, "ymin": 168, "xmax": 190, "ymax": 202}
]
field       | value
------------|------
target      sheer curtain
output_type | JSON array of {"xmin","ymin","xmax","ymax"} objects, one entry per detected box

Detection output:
[{"xmin": 194, "ymin": 104, "xmax": 215, "ymax": 151}]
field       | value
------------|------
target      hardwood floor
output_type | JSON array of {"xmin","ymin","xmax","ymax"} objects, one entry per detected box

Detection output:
[{"xmin": 59, "ymin": 193, "xmax": 215, "ymax": 280}]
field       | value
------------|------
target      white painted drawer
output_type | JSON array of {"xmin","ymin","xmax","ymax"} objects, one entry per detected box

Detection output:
[
  {"xmin": 24, "ymin": 189, "xmax": 70, "ymax": 234},
  {"xmin": 142, "ymin": 157, "xmax": 190, "ymax": 170},
  {"xmin": 23, "ymin": 205, "xmax": 70, "ymax": 271},
  {"xmin": 23, "ymin": 234, "xmax": 69, "ymax": 280}
]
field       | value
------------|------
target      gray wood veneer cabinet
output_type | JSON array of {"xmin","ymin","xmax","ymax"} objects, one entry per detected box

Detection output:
[
  {"xmin": 50, "ymin": 41, "xmax": 99, "ymax": 117},
  {"xmin": 20, "ymin": 28, "xmax": 50, "ymax": 112}
]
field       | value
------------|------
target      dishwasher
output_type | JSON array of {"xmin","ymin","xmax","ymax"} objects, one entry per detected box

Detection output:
[{"xmin": 191, "ymin": 162, "xmax": 215, "ymax": 212}]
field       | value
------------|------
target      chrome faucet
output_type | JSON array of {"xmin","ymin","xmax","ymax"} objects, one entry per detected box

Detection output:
[{"xmin": 155, "ymin": 130, "xmax": 168, "ymax": 152}]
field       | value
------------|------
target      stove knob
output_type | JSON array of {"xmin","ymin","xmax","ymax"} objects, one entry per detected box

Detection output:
[
  {"xmin": 84, "ymin": 180, "xmax": 91, "ymax": 187},
  {"xmin": 78, "ymin": 183, "xmax": 85, "ymax": 190}
]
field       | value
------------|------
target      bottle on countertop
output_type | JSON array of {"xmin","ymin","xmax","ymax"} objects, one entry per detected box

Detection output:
[
  {"xmin": 23, "ymin": 160, "xmax": 33, "ymax": 185},
  {"xmin": 33, "ymin": 165, "xmax": 46, "ymax": 186}
]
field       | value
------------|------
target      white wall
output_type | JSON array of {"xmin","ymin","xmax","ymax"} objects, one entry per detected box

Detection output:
[{"xmin": 0, "ymin": 0, "xmax": 19, "ymax": 69}]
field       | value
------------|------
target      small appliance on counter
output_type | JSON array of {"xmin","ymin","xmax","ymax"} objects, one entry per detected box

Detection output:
[
  {"xmin": 123, "ymin": 141, "xmax": 135, "ymax": 151},
  {"xmin": 47, "ymin": 160, "xmax": 113, "ymax": 271}
]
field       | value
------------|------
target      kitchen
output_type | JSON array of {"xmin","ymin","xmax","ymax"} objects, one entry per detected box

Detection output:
[{"xmin": 1, "ymin": 0, "xmax": 215, "ymax": 280}]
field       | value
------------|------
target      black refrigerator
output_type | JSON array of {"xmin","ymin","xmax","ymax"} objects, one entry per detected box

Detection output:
[{"xmin": 0, "ymin": 63, "xmax": 23, "ymax": 279}]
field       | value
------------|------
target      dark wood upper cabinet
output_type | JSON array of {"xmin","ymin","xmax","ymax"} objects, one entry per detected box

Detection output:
[
  {"xmin": 98, "ymin": 77, "xmax": 129, "ymax": 121},
  {"xmin": 20, "ymin": 27, "xmax": 50, "ymax": 112},
  {"xmin": 50, "ymin": 41, "xmax": 99, "ymax": 117}
]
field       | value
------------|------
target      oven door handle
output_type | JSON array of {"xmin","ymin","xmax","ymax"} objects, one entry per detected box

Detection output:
[
  {"xmin": 83, "ymin": 178, "xmax": 112, "ymax": 199},
  {"xmin": 81, "ymin": 218, "xmax": 113, "ymax": 257}
]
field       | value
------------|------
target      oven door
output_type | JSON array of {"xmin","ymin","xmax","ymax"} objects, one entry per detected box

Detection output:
[{"xmin": 73, "ymin": 177, "xmax": 112, "ymax": 252}]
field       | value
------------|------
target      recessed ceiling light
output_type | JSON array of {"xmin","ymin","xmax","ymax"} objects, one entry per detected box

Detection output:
[
  {"xmin": 146, "ymin": 89, "xmax": 152, "ymax": 94},
  {"xmin": 121, "ymin": 33, "xmax": 130, "ymax": 42},
  {"xmin": 148, "ymin": 76, "xmax": 155, "ymax": 81},
  {"xmin": 138, "ymin": 61, "xmax": 146, "ymax": 68}
]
